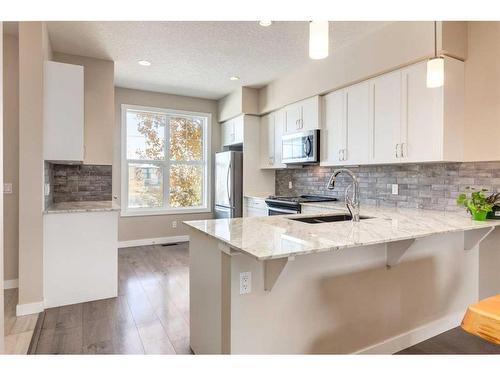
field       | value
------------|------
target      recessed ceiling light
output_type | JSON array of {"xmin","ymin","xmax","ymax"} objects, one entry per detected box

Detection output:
[
  {"xmin": 138, "ymin": 60, "xmax": 151, "ymax": 66},
  {"xmin": 259, "ymin": 21, "xmax": 272, "ymax": 27},
  {"xmin": 229, "ymin": 76, "xmax": 240, "ymax": 81}
]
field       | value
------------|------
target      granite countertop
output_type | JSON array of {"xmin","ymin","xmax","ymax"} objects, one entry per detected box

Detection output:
[
  {"xmin": 183, "ymin": 203, "xmax": 500, "ymax": 260},
  {"xmin": 44, "ymin": 200, "xmax": 121, "ymax": 214}
]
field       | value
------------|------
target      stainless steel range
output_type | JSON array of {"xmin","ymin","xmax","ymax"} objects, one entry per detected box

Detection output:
[{"xmin": 264, "ymin": 195, "xmax": 338, "ymax": 215}]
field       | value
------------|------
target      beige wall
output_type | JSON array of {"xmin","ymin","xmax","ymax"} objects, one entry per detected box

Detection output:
[
  {"xmin": 18, "ymin": 22, "xmax": 51, "ymax": 306},
  {"xmin": 52, "ymin": 53, "xmax": 114, "ymax": 165},
  {"xmin": 258, "ymin": 21, "xmax": 467, "ymax": 114},
  {"xmin": 3, "ymin": 34, "xmax": 19, "ymax": 282},
  {"xmin": 1, "ymin": 20, "xmax": 5, "ymax": 350},
  {"xmin": 218, "ymin": 87, "xmax": 259, "ymax": 122},
  {"xmin": 463, "ymin": 22, "xmax": 500, "ymax": 161},
  {"xmin": 114, "ymin": 87, "xmax": 219, "ymax": 242}
]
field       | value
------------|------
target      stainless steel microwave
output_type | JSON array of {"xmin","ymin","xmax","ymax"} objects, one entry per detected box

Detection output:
[{"xmin": 281, "ymin": 129, "xmax": 320, "ymax": 164}]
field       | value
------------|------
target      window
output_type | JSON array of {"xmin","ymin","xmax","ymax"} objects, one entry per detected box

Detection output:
[{"xmin": 121, "ymin": 104, "xmax": 211, "ymax": 216}]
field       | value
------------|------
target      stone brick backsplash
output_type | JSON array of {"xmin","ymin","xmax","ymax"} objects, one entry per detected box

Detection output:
[
  {"xmin": 49, "ymin": 164, "xmax": 112, "ymax": 203},
  {"xmin": 276, "ymin": 162, "xmax": 500, "ymax": 212}
]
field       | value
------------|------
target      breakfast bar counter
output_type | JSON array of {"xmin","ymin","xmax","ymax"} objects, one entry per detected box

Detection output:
[{"xmin": 183, "ymin": 205, "xmax": 500, "ymax": 355}]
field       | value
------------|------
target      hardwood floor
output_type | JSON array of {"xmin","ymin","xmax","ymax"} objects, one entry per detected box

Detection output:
[
  {"xmin": 396, "ymin": 327, "xmax": 500, "ymax": 354},
  {"xmin": 3, "ymin": 288, "xmax": 39, "ymax": 354},
  {"xmin": 33, "ymin": 243, "xmax": 191, "ymax": 354},
  {"xmin": 21, "ymin": 242, "xmax": 500, "ymax": 354}
]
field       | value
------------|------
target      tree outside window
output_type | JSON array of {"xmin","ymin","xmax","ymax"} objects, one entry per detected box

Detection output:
[{"xmin": 122, "ymin": 105, "xmax": 209, "ymax": 215}]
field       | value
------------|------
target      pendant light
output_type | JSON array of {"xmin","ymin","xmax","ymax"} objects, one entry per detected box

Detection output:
[
  {"xmin": 426, "ymin": 21, "xmax": 444, "ymax": 88},
  {"xmin": 309, "ymin": 21, "xmax": 329, "ymax": 60}
]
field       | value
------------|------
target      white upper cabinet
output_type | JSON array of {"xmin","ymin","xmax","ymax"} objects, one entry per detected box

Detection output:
[
  {"xmin": 345, "ymin": 82, "xmax": 371, "ymax": 165},
  {"xmin": 321, "ymin": 83, "xmax": 370, "ymax": 166},
  {"xmin": 221, "ymin": 115, "xmax": 244, "ymax": 146},
  {"xmin": 322, "ymin": 90, "xmax": 346, "ymax": 165},
  {"xmin": 284, "ymin": 96, "xmax": 321, "ymax": 134},
  {"xmin": 321, "ymin": 57, "xmax": 464, "ymax": 166},
  {"xmin": 43, "ymin": 61, "xmax": 84, "ymax": 162},
  {"xmin": 370, "ymin": 70, "xmax": 402, "ymax": 164},
  {"xmin": 260, "ymin": 110, "xmax": 286, "ymax": 169}
]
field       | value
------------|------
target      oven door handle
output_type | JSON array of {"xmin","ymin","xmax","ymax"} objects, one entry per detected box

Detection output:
[{"xmin": 268, "ymin": 206, "xmax": 299, "ymax": 215}]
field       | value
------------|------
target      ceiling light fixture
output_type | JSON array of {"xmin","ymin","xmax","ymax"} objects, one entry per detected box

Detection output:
[
  {"xmin": 138, "ymin": 60, "xmax": 151, "ymax": 66},
  {"xmin": 426, "ymin": 21, "xmax": 444, "ymax": 88},
  {"xmin": 259, "ymin": 21, "xmax": 272, "ymax": 27},
  {"xmin": 309, "ymin": 21, "xmax": 329, "ymax": 60},
  {"xmin": 229, "ymin": 76, "xmax": 240, "ymax": 81}
]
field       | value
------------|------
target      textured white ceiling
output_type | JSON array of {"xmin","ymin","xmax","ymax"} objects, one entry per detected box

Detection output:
[{"xmin": 46, "ymin": 21, "xmax": 390, "ymax": 99}]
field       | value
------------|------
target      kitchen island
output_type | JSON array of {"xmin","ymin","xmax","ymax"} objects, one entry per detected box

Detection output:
[{"xmin": 184, "ymin": 204, "xmax": 500, "ymax": 354}]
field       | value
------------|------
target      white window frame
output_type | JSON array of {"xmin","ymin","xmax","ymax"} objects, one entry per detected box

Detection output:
[{"xmin": 121, "ymin": 104, "xmax": 212, "ymax": 217}]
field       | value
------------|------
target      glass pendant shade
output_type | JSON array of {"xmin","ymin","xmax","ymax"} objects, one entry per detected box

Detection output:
[
  {"xmin": 309, "ymin": 21, "xmax": 329, "ymax": 60},
  {"xmin": 426, "ymin": 56, "xmax": 444, "ymax": 88}
]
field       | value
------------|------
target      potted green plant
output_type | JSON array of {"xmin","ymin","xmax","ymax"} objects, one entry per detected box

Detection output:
[
  {"xmin": 486, "ymin": 192, "xmax": 500, "ymax": 219},
  {"xmin": 456, "ymin": 187, "xmax": 493, "ymax": 221}
]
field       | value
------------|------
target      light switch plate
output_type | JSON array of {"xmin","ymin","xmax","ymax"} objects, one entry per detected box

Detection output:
[
  {"xmin": 3, "ymin": 183, "xmax": 12, "ymax": 194},
  {"xmin": 239, "ymin": 272, "xmax": 251, "ymax": 295},
  {"xmin": 391, "ymin": 184, "xmax": 398, "ymax": 195},
  {"xmin": 172, "ymin": 220, "xmax": 177, "ymax": 229},
  {"xmin": 44, "ymin": 183, "xmax": 51, "ymax": 196},
  {"xmin": 288, "ymin": 181, "xmax": 293, "ymax": 189}
]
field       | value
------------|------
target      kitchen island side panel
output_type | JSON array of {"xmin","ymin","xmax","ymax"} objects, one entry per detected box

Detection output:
[{"xmin": 189, "ymin": 229, "xmax": 231, "ymax": 354}]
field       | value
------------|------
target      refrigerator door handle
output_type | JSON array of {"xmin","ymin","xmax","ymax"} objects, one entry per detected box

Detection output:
[{"xmin": 226, "ymin": 162, "xmax": 231, "ymax": 205}]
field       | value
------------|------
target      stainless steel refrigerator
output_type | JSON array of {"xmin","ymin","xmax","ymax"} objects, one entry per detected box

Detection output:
[{"xmin": 214, "ymin": 151, "xmax": 243, "ymax": 219}]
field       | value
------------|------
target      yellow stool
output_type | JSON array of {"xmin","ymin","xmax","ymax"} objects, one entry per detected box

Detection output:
[{"xmin": 461, "ymin": 295, "xmax": 500, "ymax": 345}]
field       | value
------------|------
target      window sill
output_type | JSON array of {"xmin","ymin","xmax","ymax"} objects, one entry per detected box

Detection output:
[{"xmin": 121, "ymin": 207, "xmax": 211, "ymax": 217}]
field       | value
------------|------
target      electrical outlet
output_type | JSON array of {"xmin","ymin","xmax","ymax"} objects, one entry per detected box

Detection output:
[
  {"xmin": 239, "ymin": 272, "xmax": 251, "ymax": 295},
  {"xmin": 3, "ymin": 183, "xmax": 12, "ymax": 194},
  {"xmin": 288, "ymin": 181, "xmax": 293, "ymax": 189},
  {"xmin": 172, "ymin": 220, "xmax": 177, "ymax": 229},
  {"xmin": 391, "ymin": 184, "xmax": 399, "ymax": 195}
]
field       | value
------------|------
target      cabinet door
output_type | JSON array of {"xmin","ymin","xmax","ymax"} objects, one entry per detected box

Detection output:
[
  {"xmin": 221, "ymin": 120, "xmax": 234, "ymax": 146},
  {"xmin": 371, "ymin": 71, "xmax": 402, "ymax": 164},
  {"xmin": 322, "ymin": 90, "xmax": 346, "ymax": 165},
  {"xmin": 43, "ymin": 61, "xmax": 84, "ymax": 161},
  {"xmin": 301, "ymin": 96, "xmax": 321, "ymax": 131},
  {"xmin": 233, "ymin": 115, "xmax": 244, "ymax": 144},
  {"xmin": 259, "ymin": 114, "xmax": 274, "ymax": 168},
  {"xmin": 284, "ymin": 102, "xmax": 302, "ymax": 133},
  {"xmin": 345, "ymin": 82, "xmax": 371, "ymax": 165},
  {"xmin": 273, "ymin": 109, "xmax": 286, "ymax": 168},
  {"xmin": 401, "ymin": 61, "xmax": 443, "ymax": 162}
]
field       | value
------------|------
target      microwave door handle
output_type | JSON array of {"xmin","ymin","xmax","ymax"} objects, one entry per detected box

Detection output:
[
  {"xmin": 305, "ymin": 137, "xmax": 312, "ymax": 156},
  {"xmin": 226, "ymin": 162, "xmax": 231, "ymax": 205}
]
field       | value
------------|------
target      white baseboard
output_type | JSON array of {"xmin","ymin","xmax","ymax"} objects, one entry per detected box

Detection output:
[
  {"xmin": 16, "ymin": 301, "xmax": 45, "ymax": 316},
  {"xmin": 3, "ymin": 279, "xmax": 19, "ymax": 290},
  {"xmin": 118, "ymin": 235, "xmax": 189, "ymax": 249},
  {"xmin": 355, "ymin": 311, "xmax": 464, "ymax": 354}
]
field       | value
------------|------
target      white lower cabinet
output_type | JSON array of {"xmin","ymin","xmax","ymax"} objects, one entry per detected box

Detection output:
[
  {"xmin": 321, "ymin": 57, "xmax": 464, "ymax": 166},
  {"xmin": 243, "ymin": 197, "xmax": 268, "ymax": 217},
  {"xmin": 44, "ymin": 211, "xmax": 118, "ymax": 308}
]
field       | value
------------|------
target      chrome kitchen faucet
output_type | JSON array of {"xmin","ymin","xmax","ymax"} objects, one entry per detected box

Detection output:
[{"xmin": 326, "ymin": 168, "xmax": 360, "ymax": 222}]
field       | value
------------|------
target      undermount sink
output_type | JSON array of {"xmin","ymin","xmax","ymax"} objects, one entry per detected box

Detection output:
[{"xmin": 289, "ymin": 214, "xmax": 373, "ymax": 224}]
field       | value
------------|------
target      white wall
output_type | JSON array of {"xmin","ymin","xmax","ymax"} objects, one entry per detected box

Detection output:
[{"xmin": 113, "ymin": 87, "xmax": 220, "ymax": 243}]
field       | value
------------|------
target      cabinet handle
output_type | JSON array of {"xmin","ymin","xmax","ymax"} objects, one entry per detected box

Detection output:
[
  {"xmin": 400, "ymin": 143, "xmax": 405, "ymax": 158},
  {"xmin": 338, "ymin": 149, "xmax": 341, "ymax": 161},
  {"xmin": 343, "ymin": 149, "xmax": 347, "ymax": 161},
  {"xmin": 395, "ymin": 144, "xmax": 400, "ymax": 158}
]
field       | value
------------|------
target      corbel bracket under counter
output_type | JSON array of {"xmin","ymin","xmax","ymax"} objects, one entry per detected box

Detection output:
[{"xmin": 464, "ymin": 227, "xmax": 496, "ymax": 251}]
